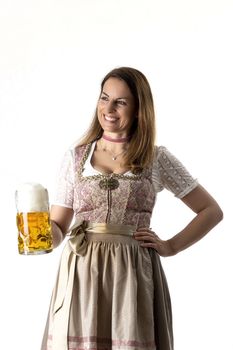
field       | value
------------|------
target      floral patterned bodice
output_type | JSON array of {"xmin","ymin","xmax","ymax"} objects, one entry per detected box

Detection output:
[{"xmin": 54, "ymin": 142, "xmax": 198, "ymax": 228}]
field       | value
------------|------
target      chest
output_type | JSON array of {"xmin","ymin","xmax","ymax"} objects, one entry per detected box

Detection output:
[{"xmin": 72, "ymin": 144, "xmax": 157, "ymax": 225}]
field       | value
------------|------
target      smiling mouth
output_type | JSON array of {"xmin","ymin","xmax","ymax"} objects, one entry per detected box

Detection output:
[{"xmin": 104, "ymin": 115, "xmax": 118, "ymax": 122}]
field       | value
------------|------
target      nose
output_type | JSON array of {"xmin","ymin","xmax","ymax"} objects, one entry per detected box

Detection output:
[{"xmin": 105, "ymin": 100, "xmax": 116, "ymax": 113}]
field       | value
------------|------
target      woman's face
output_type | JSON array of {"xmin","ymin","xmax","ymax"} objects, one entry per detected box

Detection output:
[{"xmin": 97, "ymin": 77, "xmax": 137, "ymax": 136}]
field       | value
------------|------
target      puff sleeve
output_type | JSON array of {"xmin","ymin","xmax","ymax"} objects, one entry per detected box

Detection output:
[
  {"xmin": 152, "ymin": 146, "xmax": 198, "ymax": 198},
  {"xmin": 53, "ymin": 149, "xmax": 75, "ymax": 208}
]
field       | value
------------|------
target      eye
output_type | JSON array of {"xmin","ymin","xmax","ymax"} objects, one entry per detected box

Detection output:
[
  {"xmin": 100, "ymin": 95, "xmax": 108, "ymax": 102},
  {"xmin": 117, "ymin": 100, "xmax": 127, "ymax": 106}
]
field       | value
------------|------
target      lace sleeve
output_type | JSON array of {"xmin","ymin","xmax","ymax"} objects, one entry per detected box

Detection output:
[
  {"xmin": 53, "ymin": 149, "xmax": 75, "ymax": 208},
  {"xmin": 152, "ymin": 146, "xmax": 198, "ymax": 198}
]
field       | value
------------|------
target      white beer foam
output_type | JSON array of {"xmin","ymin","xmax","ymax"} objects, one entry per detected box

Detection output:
[{"xmin": 16, "ymin": 182, "xmax": 49, "ymax": 212}]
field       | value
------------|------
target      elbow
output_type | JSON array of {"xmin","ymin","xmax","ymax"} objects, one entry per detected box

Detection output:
[
  {"xmin": 212, "ymin": 203, "xmax": 224, "ymax": 225},
  {"xmin": 218, "ymin": 207, "xmax": 224, "ymax": 222}
]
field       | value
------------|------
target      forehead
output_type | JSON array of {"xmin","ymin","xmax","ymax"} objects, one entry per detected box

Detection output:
[{"xmin": 102, "ymin": 77, "xmax": 133, "ymax": 99}]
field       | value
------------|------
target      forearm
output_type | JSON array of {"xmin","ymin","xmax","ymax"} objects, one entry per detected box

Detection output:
[
  {"xmin": 50, "ymin": 206, "xmax": 74, "ymax": 248},
  {"xmin": 168, "ymin": 204, "xmax": 223, "ymax": 255},
  {"xmin": 51, "ymin": 220, "xmax": 66, "ymax": 248}
]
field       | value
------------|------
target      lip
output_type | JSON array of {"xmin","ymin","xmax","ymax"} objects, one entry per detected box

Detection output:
[{"xmin": 104, "ymin": 115, "xmax": 119, "ymax": 122}]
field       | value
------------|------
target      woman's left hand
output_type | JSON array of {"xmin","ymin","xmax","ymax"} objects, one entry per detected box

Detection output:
[{"xmin": 134, "ymin": 227, "xmax": 174, "ymax": 257}]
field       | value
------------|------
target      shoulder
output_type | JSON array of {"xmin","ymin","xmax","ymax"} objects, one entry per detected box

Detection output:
[
  {"xmin": 71, "ymin": 142, "xmax": 90, "ymax": 155},
  {"xmin": 151, "ymin": 145, "xmax": 167, "ymax": 192},
  {"xmin": 73, "ymin": 143, "xmax": 90, "ymax": 158},
  {"xmin": 152, "ymin": 146, "xmax": 171, "ymax": 172},
  {"xmin": 152, "ymin": 145, "xmax": 198, "ymax": 197},
  {"xmin": 152, "ymin": 144, "xmax": 194, "ymax": 173},
  {"xmin": 64, "ymin": 143, "xmax": 91, "ymax": 164},
  {"xmin": 57, "ymin": 144, "xmax": 90, "ymax": 177},
  {"xmin": 154, "ymin": 145, "xmax": 173, "ymax": 162},
  {"xmin": 153, "ymin": 145, "xmax": 187, "ymax": 168}
]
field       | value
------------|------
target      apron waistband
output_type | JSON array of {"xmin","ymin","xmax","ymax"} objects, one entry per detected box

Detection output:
[{"xmin": 85, "ymin": 222, "xmax": 136, "ymax": 236}]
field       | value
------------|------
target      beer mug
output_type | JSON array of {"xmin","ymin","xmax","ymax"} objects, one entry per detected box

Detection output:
[{"xmin": 15, "ymin": 183, "xmax": 53, "ymax": 255}]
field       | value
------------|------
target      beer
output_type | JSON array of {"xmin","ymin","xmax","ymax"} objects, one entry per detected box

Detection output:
[
  {"xmin": 15, "ymin": 183, "xmax": 53, "ymax": 255},
  {"xmin": 17, "ymin": 212, "xmax": 52, "ymax": 254}
]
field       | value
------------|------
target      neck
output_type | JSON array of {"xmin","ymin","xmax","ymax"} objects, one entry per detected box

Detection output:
[{"xmin": 102, "ymin": 133, "xmax": 130, "ymax": 143}]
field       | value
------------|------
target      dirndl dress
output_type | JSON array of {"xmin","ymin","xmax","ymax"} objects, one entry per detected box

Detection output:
[{"xmin": 41, "ymin": 142, "xmax": 198, "ymax": 350}]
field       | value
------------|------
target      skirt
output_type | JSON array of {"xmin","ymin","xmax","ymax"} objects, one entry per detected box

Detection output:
[{"xmin": 41, "ymin": 222, "xmax": 173, "ymax": 350}]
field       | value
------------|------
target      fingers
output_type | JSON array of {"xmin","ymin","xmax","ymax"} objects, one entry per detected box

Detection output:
[
  {"xmin": 136, "ymin": 227, "xmax": 153, "ymax": 232},
  {"xmin": 134, "ymin": 228, "xmax": 158, "ymax": 240},
  {"xmin": 140, "ymin": 242, "xmax": 158, "ymax": 249},
  {"xmin": 133, "ymin": 227, "xmax": 160, "ymax": 252},
  {"xmin": 134, "ymin": 232, "xmax": 156, "ymax": 239},
  {"xmin": 134, "ymin": 228, "xmax": 172, "ymax": 257},
  {"xmin": 134, "ymin": 235, "xmax": 157, "ymax": 242}
]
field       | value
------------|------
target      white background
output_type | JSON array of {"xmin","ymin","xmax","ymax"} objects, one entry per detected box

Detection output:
[{"xmin": 0, "ymin": 0, "xmax": 232, "ymax": 349}]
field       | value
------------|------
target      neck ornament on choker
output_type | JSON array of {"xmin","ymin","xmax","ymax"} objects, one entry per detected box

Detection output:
[{"xmin": 102, "ymin": 134, "xmax": 130, "ymax": 143}]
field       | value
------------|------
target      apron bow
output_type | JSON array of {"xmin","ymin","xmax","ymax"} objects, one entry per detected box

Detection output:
[{"xmin": 67, "ymin": 218, "xmax": 88, "ymax": 256}]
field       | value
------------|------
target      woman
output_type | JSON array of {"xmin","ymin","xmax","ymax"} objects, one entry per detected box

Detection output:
[{"xmin": 41, "ymin": 67, "xmax": 223, "ymax": 350}]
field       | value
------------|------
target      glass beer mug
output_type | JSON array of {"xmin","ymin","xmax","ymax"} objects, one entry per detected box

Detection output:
[{"xmin": 15, "ymin": 183, "xmax": 53, "ymax": 255}]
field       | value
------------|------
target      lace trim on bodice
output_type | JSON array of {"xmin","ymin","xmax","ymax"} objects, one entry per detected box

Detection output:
[{"xmin": 77, "ymin": 142, "xmax": 148, "ymax": 183}]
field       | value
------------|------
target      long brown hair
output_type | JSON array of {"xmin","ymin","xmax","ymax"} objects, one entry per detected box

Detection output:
[{"xmin": 79, "ymin": 67, "xmax": 156, "ymax": 172}]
